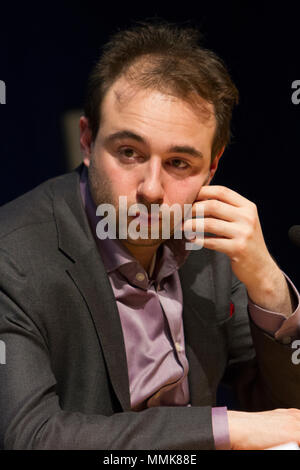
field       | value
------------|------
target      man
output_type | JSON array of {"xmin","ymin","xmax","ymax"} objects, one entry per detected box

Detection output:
[{"xmin": 0, "ymin": 21, "xmax": 300, "ymax": 450}]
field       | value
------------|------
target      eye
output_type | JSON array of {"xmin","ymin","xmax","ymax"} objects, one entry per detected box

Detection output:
[
  {"xmin": 169, "ymin": 159, "xmax": 190, "ymax": 170},
  {"xmin": 118, "ymin": 147, "xmax": 140, "ymax": 159}
]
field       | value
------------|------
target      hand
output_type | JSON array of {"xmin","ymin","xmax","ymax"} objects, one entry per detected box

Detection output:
[
  {"xmin": 183, "ymin": 185, "xmax": 272, "ymax": 284},
  {"xmin": 183, "ymin": 185, "xmax": 294, "ymax": 315},
  {"xmin": 227, "ymin": 408, "xmax": 300, "ymax": 450}
]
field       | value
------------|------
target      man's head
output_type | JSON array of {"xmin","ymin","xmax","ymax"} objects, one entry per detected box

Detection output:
[
  {"xmin": 83, "ymin": 21, "xmax": 238, "ymax": 162},
  {"xmin": 80, "ymin": 21, "xmax": 239, "ymax": 249}
]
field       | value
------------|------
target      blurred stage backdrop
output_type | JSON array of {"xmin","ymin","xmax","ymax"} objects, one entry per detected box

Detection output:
[{"xmin": 0, "ymin": 1, "xmax": 299, "ymax": 288}]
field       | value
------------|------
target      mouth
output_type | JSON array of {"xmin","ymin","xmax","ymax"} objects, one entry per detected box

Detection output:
[{"xmin": 135, "ymin": 212, "xmax": 162, "ymax": 224}]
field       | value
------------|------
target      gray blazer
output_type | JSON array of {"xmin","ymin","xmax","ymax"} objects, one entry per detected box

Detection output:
[{"xmin": 0, "ymin": 165, "xmax": 299, "ymax": 450}]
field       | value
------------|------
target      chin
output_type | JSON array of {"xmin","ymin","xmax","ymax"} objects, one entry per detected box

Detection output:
[{"xmin": 121, "ymin": 237, "xmax": 163, "ymax": 247}]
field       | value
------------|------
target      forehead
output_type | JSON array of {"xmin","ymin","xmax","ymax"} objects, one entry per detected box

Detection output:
[{"xmin": 100, "ymin": 77, "xmax": 216, "ymax": 136}]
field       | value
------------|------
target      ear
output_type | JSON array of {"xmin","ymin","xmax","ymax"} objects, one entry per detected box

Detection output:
[
  {"xmin": 204, "ymin": 146, "xmax": 225, "ymax": 185},
  {"xmin": 79, "ymin": 116, "xmax": 94, "ymax": 168}
]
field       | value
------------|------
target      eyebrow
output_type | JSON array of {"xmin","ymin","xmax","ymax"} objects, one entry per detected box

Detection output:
[{"xmin": 103, "ymin": 130, "xmax": 204, "ymax": 159}]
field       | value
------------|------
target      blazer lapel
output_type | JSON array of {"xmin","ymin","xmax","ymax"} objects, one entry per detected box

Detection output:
[
  {"xmin": 67, "ymin": 250, "xmax": 131, "ymax": 412},
  {"xmin": 179, "ymin": 250, "xmax": 217, "ymax": 406},
  {"xmin": 52, "ymin": 168, "xmax": 131, "ymax": 412}
]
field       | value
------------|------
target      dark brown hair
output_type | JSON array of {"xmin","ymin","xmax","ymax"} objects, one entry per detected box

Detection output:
[{"xmin": 84, "ymin": 20, "xmax": 239, "ymax": 161}]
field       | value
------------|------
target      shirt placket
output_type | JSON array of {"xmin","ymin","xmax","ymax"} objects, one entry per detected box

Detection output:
[{"xmin": 145, "ymin": 278, "xmax": 190, "ymax": 407}]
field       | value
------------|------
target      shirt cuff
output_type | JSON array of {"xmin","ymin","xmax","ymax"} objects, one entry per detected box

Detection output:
[
  {"xmin": 248, "ymin": 272, "xmax": 300, "ymax": 342},
  {"xmin": 211, "ymin": 407, "xmax": 231, "ymax": 450}
]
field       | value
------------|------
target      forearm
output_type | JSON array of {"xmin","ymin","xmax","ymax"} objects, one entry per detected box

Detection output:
[
  {"xmin": 2, "ymin": 404, "xmax": 215, "ymax": 450},
  {"xmin": 244, "ymin": 258, "xmax": 295, "ymax": 317}
]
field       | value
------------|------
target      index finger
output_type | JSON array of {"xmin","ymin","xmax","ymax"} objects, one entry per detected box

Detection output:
[{"xmin": 196, "ymin": 185, "xmax": 251, "ymax": 208}]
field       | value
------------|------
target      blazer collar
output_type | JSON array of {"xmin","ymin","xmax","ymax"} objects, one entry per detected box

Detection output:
[{"xmin": 52, "ymin": 164, "xmax": 131, "ymax": 411}]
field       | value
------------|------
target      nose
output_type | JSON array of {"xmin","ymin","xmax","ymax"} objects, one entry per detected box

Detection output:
[{"xmin": 136, "ymin": 156, "xmax": 164, "ymax": 205}]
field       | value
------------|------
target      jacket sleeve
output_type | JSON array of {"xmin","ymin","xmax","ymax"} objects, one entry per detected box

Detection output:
[
  {"xmin": 0, "ymin": 249, "xmax": 214, "ymax": 450},
  {"xmin": 221, "ymin": 272, "xmax": 300, "ymax": 411}
]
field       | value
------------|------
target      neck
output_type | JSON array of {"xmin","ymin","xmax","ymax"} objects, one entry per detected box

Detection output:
[{"xmin": 120, "ymin": 240, "xmax": 162, "ymax": 273}]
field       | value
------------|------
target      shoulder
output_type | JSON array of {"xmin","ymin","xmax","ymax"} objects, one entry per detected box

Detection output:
[{"xmin": 0, "ymin": 168, "xmax": 81, "ymax": 265}]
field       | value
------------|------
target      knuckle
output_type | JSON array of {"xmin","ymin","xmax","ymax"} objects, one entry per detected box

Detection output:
[
  {"xmin": 210, "ymin": 200, "xmax": 219, "ymax": 211},
  {"xmin": 205, "ymin": 199, "xmax": 218, "ymax": 213},
  {"xmin": 204, "ymin": 217, "xmax": 212, "ymax": 230},
  {"xmin": 217, "ymin": 186, "xmax": 227, "ymax": 199},
  {"xmin": 209, "ymin": 218, "xmax": 218, "ymax": 232},
  {"xmin": 236, "ymin": 239, "xmax": 246, "ymax": 255},
  {"xmin": 242, "ymin": 227, "xmax": 252, "ymax": 240},
  {"xmin": 244, "ymin": 211, "xmax": 256, "ymax": 229},
  {"xmin": 251, "ymin": 201, "xmax": 258, "ymax": 212},
  {"xmin": 250, "ymin": 204, "xmax": 258, "ymax": 219}
]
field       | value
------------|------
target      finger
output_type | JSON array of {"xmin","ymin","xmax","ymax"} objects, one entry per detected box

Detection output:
[
  {"xmin": 182, "ymin": 217, "xmax": 205, "ymax": 239},
  {"xmin": 191, "ymin": 199, "xmax": 240, "ymax": 222},
  {"xmin": 196, "ymin": 185, "xmax": 251, "ymax": 208},
  {"xmin": 183, "ymin": 217, "xmax": 236, "ymax": 239},
  {"xmin": 191, "ymin": 235, "xmax": 234, "ymax": 255}
]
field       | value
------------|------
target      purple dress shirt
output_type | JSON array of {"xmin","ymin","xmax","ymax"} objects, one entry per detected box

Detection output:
[{"xmin": 80, "ymin": 165, "xmax": 300, "ymax": 450}]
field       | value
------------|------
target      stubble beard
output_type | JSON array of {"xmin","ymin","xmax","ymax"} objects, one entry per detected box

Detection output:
[{"xmin": 87, "ymin": 158, "xmax": 170, "ymax": 247}]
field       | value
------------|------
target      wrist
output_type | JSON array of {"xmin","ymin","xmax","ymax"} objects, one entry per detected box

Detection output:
[
  {"xmin": 247, "ymin": 267, "xmax": 281, "ymax": 303},
  {"xmin": 246, "ymin": 262, "xmax": 294, "ymax": 316}
]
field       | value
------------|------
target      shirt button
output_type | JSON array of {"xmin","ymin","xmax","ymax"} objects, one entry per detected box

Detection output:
[
  {"xmin": 175, "ymin": 342, "xmax": 184, "ymax": 352},
  {"xmin": 281, "ymin": 336, "xmax": 292, "ymax": 345},
  {"xmin": 136, "ymin": 272, "xmax": 145, "ymax": 282}
]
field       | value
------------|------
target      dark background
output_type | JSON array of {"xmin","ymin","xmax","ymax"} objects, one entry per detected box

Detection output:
[{"xmin": 0, "ymin": 1, "xmax": 299, "ymax": 286}]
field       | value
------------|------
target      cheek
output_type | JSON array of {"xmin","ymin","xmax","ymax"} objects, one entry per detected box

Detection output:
[
  {"xmin": 166, "ymin": 176, "xmax": 206, "ymax": 206},
  {"xmin": 97, "ymin": 152, "xmax": 138, "ymax": 198}
]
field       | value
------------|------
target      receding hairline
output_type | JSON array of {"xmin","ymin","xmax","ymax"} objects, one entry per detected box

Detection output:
[
  {"xmin": 84, "ymin": 37, "xmax": 239, "ymax": 161},
  {"xmin": 99, "ymin": 72, "xmax": 217, "ymax": 133}
]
